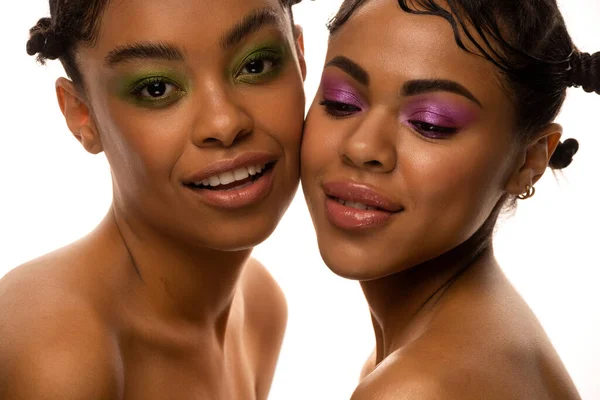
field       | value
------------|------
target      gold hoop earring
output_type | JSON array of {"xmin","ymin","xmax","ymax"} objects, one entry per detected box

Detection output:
[{"xmin": 517, "ymin": 184, "xmax": 535, "ymax": 200}]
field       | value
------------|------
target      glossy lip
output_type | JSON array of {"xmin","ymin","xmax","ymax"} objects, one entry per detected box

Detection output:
[
  {"xmin": 182, "ymin": 152, "xmax": 277, "ymax": 184},
  {"xmin": 322, "ymin": 181, "xmax": 404, "ymax": 231},
  {"xmin": 322, "ymin": 181, "xmax": 404, "ymax": 212},
  {"xmin": 187, "ymin": 165, "xmax": 276, "ymax": 210}
]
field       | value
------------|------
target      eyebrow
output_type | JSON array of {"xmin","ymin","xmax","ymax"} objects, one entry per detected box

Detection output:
[
  {"xmin": 104, "ymin": 7, "xmax": 282, "ymax": 66},
  {"xmin": 325, "ymin": 56, "xmax": 370, "ymax": 86},
  {"xmin": 220, "ymin": 7, "xmax": 283, "ymax": 50},
  {"xmin": 105, "ymin": 42, "xmax": 185, "ymax": 66},
  {"xmin": 402, "ymin": 79, "xmax": 482, "ymax": 107},
  {"xmin": 325, "ymin": 55, "xmax": 482, "ymax": 107}
]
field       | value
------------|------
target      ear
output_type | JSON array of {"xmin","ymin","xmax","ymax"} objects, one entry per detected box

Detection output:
[
  {"xmin": 293, "ymin": 24, "xmax": 307, "ymax": 81},
  {"xmin": 55, "ymin": 77, "xmax": 103, "ymax": 155},
  {"xmin": 504, "ymin": 123, "xmax": 562, "ymax": 195}
]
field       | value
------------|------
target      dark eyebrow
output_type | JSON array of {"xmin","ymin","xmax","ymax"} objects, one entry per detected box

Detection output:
[
  {"xmin": 325, "ymin": 56, "xmax": 370, "ymax": 86},
  {"xmin": 105, "ymin": 42, "xmax": 185, "ymax": 66},
  {"xmin": 403, "ymin": 79, "xmax": 483, "ymax": 107},
  {"xmin": 220, "ymin": 7, "xmax": 282, "ymax": 50},
  {"xmin": 104, "ymin": 7, "xmax": 281, "ymax": 66}
]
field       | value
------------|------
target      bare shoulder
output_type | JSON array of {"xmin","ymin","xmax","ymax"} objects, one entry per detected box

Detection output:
[
  {"xmin": 240, "ymin": 257, "xmax": 288, "ymax": 397},
  {"xmin": 0, "ymin": 261, "xmax": 123, "ymax": 399},
  {"xmin": 352, "ymin": 318, "xmax": 578, "ymax": 400},
  {"xmin": 351, "ymin": 345, "xmax": 496, "ymax": 400}
]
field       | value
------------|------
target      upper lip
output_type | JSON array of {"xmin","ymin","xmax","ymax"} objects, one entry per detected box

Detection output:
[
  {"xmin": 322, "ymin": 181, "xmax": 404, "ymax": 212},
  {"xmin": 183, "ymin": 152, "xmax": 277, "ymax": 183}
]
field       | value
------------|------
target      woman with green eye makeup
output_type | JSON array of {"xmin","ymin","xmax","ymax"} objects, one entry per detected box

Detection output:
[{"xmin": 0, "ymin": 0, "xmax": 306, "ymax": 399}]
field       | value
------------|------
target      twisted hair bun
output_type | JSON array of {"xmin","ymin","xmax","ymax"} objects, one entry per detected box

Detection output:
[
  {"xmin": 568, "ymin": 52, "xmax": 600, "ymax": 94},
  {"xmin": 26, "ymin": 17, "xmax": 65, "ymax": 63},
  {"xmin": 549, "ymin": 138, "xmax": 579, "ymax": 169}
]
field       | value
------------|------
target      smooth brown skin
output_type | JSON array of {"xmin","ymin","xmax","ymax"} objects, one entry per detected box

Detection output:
[
  {"xmin": 301, "ymin": 0, "xmax": 580, "ymax": 399},
  {"xmin": 0, "ymin": 0, "xmax": 306, "ymax": 399}
]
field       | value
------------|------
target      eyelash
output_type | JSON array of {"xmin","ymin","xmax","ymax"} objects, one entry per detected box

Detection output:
[
  {"xmin": 319, "ymin": 100, "xmax": 362, "ymax": 118},
  {"xmin": 407, "ymin": 120, "xmax": 458, "ymax": 138},
  {"xmin": 319, "ymin": 100, "xmax": 458, "ymax": 139},
  {"xmin": 130, "ymin": 77, "xmax": 184, "ymax": 105},
  {"xmin": 236, "ymin": 49, "xmax": 283, "ymax": 81}
]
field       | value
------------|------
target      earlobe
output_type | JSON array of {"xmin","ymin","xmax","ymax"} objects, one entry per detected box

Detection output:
[
  {"xmin": 55, "ymin": 77, "xmax": 103, "ymax": 154},
  {"xmin": 78, "ymin": 125, "xmax": 103, "ymax": 154},
  {"xmin": 294, "ymin": 24, "xmax": 307, "ymax": 81},
  {"xmin": 504, "ymin": 124, "xmax": 563, "ymax": 195}
]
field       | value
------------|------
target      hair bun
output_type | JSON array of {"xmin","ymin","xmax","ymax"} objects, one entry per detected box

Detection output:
[
  {"xmin": 549, "ymin": 138, "xmax": 579, "ymax": 169},
  {"xmin": 569, "ymin": 52, "xmax": 600, "ymax": 94},
  {"xmin": 26, "ymin": 17, "xmax": 63, "ymax": 62}
]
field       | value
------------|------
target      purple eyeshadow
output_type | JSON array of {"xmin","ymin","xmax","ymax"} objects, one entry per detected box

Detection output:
[
  {"xmin": 320, "ymin": 75, "xmax": 367, "ymax": 110},
  {"xmin": 401, "ymin": 99, "xmax": 477, "ymax": 128}
]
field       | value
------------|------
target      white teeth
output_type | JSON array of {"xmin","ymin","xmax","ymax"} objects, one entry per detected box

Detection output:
[
  {"xmin": 233, "ymin": 167, "xmax": 249, "ymax": 181},
  {"xmin": 336, "ymin": 198, "xmax": 373, "ymax": 211},
  {"xmin": 194, "ymin": 163, "xmax": 268, "ymax": 188},
  {"xmin": 209, "ymin": 176, "xmax": 221, "ymax": 187},
  {"xmin": 346, "ymin": 201, "xmax": 368, "ymax": 210},
  {"xmin": 219, "ymin": 171, "xmax": 235, "ymax": 185}
]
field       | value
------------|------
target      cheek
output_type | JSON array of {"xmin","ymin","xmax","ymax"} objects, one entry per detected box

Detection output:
[
  {"xmin": 300, "ymin": 106, "xmax": 339, "ymax": 179},
  {"xmin": 405, "ymin": 135, "xmax": 510, "ymax": 231},
  {"xmin": 252, "ymin": 73, "xmax": 306, "ymax": 149},
  {"xmin": 96, "ymin": 98, "xmax": 189, "ymax": 183}
]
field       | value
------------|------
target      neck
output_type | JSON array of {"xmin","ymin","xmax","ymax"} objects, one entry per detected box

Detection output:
[
  {"xmin": 96, "ymin": 205, "xmax": 251, "ymax": 343},
  {"xmin": 361, "ymin": 223, "xmax": 497, "ymax": 364}
]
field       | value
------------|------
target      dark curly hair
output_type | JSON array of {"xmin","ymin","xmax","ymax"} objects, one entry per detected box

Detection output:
[
  {"xmin": 26, "ymin": 0, "xmax": 304, "ymax": 91},
  {"xmin": 327, "ymin": 0, "xmax": 599, "ymax": 170}
]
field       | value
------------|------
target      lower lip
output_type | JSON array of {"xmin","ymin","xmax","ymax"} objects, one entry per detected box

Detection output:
[
  {"xmin": 186, "ymin": 166, "xmax": 275, "ymax": 209},
  {"xmin": 325, "ymin": 197, "xmax": 397, "ymax": 230}
]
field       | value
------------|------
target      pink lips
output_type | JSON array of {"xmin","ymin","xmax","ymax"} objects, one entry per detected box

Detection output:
[
  {"xmin": 322, "ymin": 182, "xmax": 403, "ymax": 230},
  {"xmin": 182, "ymin": 152, "xmax": 277, "ymax": 210},
  {"xmin": 183, "ymin": 152, "xmax": 276, "ymax": 184}
]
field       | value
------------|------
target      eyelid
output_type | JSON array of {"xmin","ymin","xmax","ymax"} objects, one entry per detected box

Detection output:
[
  {"xmin": 233, "ymin": 44, "xmax": 285, "ymax": 75},
  {"xmin": 129, "ymin": 76, "xmax": 181, "ymax": 94},
  {"xmin": 405, "ymin": 110, "xmax": 456, "ymax": 126}
]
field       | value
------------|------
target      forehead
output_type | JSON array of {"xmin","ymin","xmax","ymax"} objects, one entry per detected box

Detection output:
[
  {"xmin": 328, "ymin": 0, "xmax": 503, "ymax": 103},
  {"xmin": 95, "ymin": 0, "xmax": 290, "ymax": 51}
]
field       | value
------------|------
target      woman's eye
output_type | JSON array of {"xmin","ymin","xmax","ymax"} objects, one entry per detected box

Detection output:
[
  {"xmin": 241, "ymin": 59, "xmax": 275, "ymax": 75},
  {"xmin": 319, "ymin": 100, "xmax": 362, "ymax": 117},
  {"xmin": 137, "ymin": 80, "xmax": 178, "ymax": 99},
  {"xmin": 409, "ymin": 120, "xmax": 458, "ymax": 138}
]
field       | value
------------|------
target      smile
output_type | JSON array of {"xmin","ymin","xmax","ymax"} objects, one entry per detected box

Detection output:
[
  {"xmin": 182, "ymin": 152, "xmax": 278, "ymax": 209},
  {"xmin": 322, "ymin": 181, "xmax": 404, "ymax": 230},
  {"xmin": 185, "ymin": 162, "xmax": 274, "ymax": 191}
]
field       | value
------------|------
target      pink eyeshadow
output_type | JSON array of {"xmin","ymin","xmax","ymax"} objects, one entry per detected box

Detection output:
[
  {"xmin": 320, "ymin": 75, "xmax": 368, "ymax": 110},
  {"xmin": 401, "ymin": 98, "xmax": 478, "ymax": 127}
]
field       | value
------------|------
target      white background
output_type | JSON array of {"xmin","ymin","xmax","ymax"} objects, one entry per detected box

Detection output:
[{"xmin": 1, "ymin": 0, "xmax": 599, "ymax": 399}]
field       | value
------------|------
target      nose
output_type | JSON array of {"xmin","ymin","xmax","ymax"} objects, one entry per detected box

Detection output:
[
  {"xmin": 191, "ymin": 83, "xmax": 253, "ymax": 148},
  {"xmin": 339, "ymin": 112, "xmax": 397, "ymax": 173}
]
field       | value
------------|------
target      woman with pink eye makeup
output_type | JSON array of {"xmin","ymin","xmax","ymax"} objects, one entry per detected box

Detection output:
[{"xmin": 301, "ymin": 0, "xmax": 599, "ymax": 399}]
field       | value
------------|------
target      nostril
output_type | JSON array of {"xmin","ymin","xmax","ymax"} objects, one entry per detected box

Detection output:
[
  {"xmin": 364, "ymin": 160, "xmax": 383, "ymax": 167},
  {"xmin": 341, "ymin": 154, "xmax": 355, "ymax": 167},
  {"xmin": 203, "ymin": 137, "xmax": 221, "ymax": 145}
]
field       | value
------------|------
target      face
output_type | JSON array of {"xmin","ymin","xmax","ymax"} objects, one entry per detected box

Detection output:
[
  {"xmin": 63, "ymin": 0, "xmax": 306, "ymax": 250},
  {"xmin": 301, "ymin": 0, "xmax": 524, "ymax": 280}
]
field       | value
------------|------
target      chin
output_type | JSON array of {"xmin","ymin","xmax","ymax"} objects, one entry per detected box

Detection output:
[
  {"xmin": 317, "ymin": 241, "xmax": 393, "ymax": 281},
  {"xmin": 195, "ymin": 217, "xmax": 282, "ymax": 252}
]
